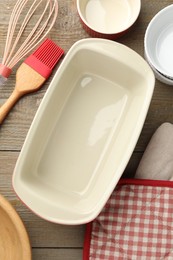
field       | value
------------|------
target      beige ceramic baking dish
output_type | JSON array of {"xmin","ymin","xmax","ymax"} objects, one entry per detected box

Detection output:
[{"xmin": 13, "ymin": 38, "xmax": 155, "ymax": 225}]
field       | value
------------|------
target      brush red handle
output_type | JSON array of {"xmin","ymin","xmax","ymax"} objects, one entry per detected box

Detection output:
[{"xmin": 0, "ymin": 89, "xmax": 23, "ymax": 124}]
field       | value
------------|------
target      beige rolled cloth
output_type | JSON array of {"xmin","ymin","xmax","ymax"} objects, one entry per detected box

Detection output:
[{"xmin": 135, "ymin": 122, "xmax": 173, "ymax": 180}]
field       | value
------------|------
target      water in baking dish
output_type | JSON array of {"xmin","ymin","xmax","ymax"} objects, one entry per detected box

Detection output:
[
  {"xmin": 85, "ymin": 0, "xmax": 131, "ymax": 33},
  {"xmin": 37, "ymin": 74, "xmax": 128, "ymax": 194}
]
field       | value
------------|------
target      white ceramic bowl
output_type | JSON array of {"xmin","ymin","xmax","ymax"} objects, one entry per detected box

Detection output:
[
  {"xmin": 145, "ymin": 4, "xmax": 173, "ymax": 80},
  {"xmin": 13, "ymin": 39, "xmax": 155, "ymax": 225},
  {"xmin": 77, "ymin": 0, "xmax": 141, "ymax": 39},
  {"xmin": 144, "ymin": 52, "xmax": 173, "ymax": 85}
]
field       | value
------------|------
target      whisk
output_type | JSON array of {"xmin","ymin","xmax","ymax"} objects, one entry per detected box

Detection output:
[{"xmin": 0, "ymin": 0, "xmax": 58, "ymax": 85}]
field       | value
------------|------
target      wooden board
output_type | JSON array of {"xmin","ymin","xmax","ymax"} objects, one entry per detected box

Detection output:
[{"xmin": 0, "ymin": 0, "xmax": 173, "ymax": 259}]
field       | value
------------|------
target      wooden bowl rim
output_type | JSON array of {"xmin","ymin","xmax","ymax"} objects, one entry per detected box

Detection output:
[{"xmin": 0, "ymin": 194, "xmax": 31, "ymax": 259}]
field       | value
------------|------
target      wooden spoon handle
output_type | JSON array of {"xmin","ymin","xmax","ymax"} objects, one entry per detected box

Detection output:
[{"xmin": 0, "ymin": 89, "xmax": 22, "ymax": 124}]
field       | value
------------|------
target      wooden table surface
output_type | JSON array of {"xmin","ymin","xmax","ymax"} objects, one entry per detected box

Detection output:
[{"xmin": 0, "ymin": 0, "xmax": 173, "ymax": 259}]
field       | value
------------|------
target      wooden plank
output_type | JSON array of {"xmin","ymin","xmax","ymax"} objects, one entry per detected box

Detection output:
[
  {"xmin": 32, "ymin": 248, "xmax": 83, "ymax": 260},
  {"xmin": 0, "ymin": 0, "xmax": 173, "ymax": 259}
]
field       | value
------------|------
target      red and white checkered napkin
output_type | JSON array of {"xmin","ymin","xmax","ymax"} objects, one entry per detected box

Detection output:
[{"xmin": 83, "ymin": 179, "xmax": 173, "ymax": 260}]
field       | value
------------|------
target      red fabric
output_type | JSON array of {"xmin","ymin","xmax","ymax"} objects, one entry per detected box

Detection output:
[{"xmin": 83, "ymin": 179, "xmax": 173, "ymax": 259}]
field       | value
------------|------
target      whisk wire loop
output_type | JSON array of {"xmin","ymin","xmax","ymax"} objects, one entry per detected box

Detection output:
[
  {"xmin": 0, "ymin": 0, "xmax": 58, "ymax": 80},
  {"xmin": 3, "ymin": 0, "xmax": 29, "ymax": 63},
  {"xmin": 8, "ymin": 0, "xmax": 55, "ymax": 67}
]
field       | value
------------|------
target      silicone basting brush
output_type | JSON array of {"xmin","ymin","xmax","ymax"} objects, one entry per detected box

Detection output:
[{"xmin": 0, "ymin": 38, "xmax": 64, "ymax": 123}]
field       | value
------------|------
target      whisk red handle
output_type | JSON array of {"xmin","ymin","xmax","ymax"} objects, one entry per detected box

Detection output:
[{"xmin": 0, "ymin": 64, "xmax": 12, "ymax": 78}]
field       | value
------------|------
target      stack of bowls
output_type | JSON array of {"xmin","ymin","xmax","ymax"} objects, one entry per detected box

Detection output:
[{"xmin": 144, "ymin": 4, "xmax": 173, "ymax": 85}]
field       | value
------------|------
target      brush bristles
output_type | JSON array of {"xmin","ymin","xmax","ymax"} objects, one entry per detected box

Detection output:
[{"xmin": 33, "ymin": 38, "xmax": 64, "ymax": 70}]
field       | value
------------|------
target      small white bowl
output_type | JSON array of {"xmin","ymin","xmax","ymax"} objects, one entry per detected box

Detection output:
[
  {"xmin": 77, "ymin": 0, "xmax": 141, "ymax": 39},
  {"xmin": 144, "ymin": 52, "xmax": 173, "ymax": 85},
  {"xmin": 145, "ymin": 4, "xmax": 173, "ymax": 80},
  {"xmin": 13, "ymin": 39, "xmax": 155, "ymax": 225}
]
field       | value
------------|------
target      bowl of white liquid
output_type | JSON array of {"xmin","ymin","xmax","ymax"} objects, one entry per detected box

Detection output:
[{"xmin": 77, "ymin": 0, "xmax": 141, "ymax": 39}]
